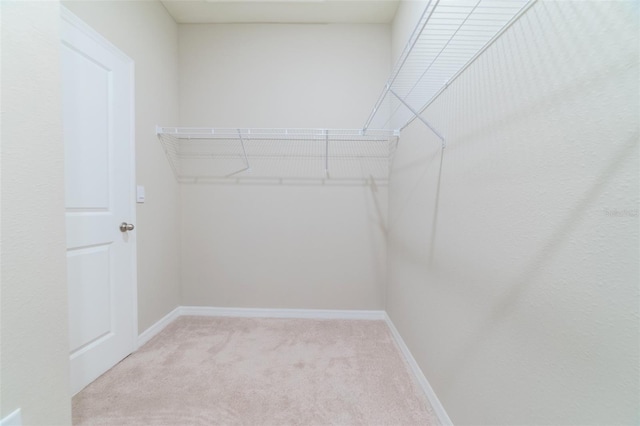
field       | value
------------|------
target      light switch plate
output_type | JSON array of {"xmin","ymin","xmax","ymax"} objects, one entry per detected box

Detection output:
[{"xmin": 136, "ymin": 185, "xmax": 145, "ymax": 203}]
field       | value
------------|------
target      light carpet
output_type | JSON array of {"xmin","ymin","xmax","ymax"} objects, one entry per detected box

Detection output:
[{"xmin": 73, "ymin": 316, "xmax": 437, "ymax": 425}]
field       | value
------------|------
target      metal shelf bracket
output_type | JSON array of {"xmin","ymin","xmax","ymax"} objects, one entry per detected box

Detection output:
[
  {"xmin": 237, "ymin": 128, "xmax": 252, "ymax": 173},
  {"xmin": 390, "ymin": 89, "xmax": 445, "ymax": 149}
]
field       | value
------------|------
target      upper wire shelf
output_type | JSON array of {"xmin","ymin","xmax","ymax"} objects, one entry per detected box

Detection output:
[
  {"xmin": 364, "ymin": 0, "xmax": 535, "ymax": 133},
  {"xmin": 158, "ymin": 0, "xmax": 536, "ymax": 182},
  {"xmin": 157, "ymin": 127, "xmax": 399, "ymax": 183}
]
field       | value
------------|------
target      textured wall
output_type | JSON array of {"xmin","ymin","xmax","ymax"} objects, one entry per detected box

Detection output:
[
  {"xmin": 180, "ymin": 184, "xmax": 388, "ymax": 310},
  {"xmin": 387, "ymin": 1, "xmax": 639, "ymax": 424},
  {"xmin": 179, "ymin": 24, "xmax": 389, "ymax": 128},
  {"xmin": 62, "ymin": 1, "xmax": 181, "ymax": 333},
  {"xmin": 0, "ymin": 1, "xmax": 72, "ymax": 423},
  {"xmin": 178, "ymin": 24, "xmax": 390, "ymax": 309}
]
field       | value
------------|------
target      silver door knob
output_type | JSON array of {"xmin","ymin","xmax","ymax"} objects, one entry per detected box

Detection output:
[{"xmin": 120, "ymin": 222, "xmax": 135, "ymax": 232}]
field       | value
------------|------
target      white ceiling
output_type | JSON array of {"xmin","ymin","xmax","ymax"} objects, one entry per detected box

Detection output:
[{"xmin": 160, "ymin": 0, "xmax": 401, "ymax": 24}]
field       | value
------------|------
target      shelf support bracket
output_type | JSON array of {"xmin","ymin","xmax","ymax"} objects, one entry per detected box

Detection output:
[
  {"xmin": 390, "ymin": 89, "xmax": 446, "ymax": 148},
  {"xmin": 324, "ymin": 130, "xmax": 329, "ymax": 177},
  {"xmin": 237, "ymin": 129, "xmax": 251, "ymax": 172}
]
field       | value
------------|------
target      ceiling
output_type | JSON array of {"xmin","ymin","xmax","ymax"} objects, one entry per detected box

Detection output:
[{"xmin": 160, "ymin": 0, "xmax": 401, "ymax": 24}]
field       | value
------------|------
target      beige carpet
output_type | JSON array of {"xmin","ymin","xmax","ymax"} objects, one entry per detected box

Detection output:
[{"xmin": 73, "ymin": 316, "xmax": 437, "ymax": 425}]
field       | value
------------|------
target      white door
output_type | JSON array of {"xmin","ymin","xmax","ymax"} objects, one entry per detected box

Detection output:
[{"xmin": 61, "ymin": 9, "xmax": 137, "ymax": 395}]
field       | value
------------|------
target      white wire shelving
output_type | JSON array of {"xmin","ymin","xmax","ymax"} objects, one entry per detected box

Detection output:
[
  {"xmin": 158, "ymin": 0, "xmax": 535, "ymax": 182},
  {"xmin": 364, "ymin": 0, "xmax": 536, "ymax": 141},
  {"xmin": 156, "ymin": 127, "xmax": 399, "ymax": 183}
]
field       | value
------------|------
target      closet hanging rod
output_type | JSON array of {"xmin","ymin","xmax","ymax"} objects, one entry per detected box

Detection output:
[
  {"xmin": 156, "ymin": 127, "xmax": 399, "ymax": 141},
  {"xmin": 156, "ymin": 126, "xmax": 399, "ymax": 183}
]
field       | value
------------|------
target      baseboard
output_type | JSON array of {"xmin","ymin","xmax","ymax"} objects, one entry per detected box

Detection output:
[
  {"xmin": 137, "ymin": 306, "xmax": 181, "ymax": 348},
  {"xmin": 180, "ymin": 306, "xmax": 386, "ymax": 320},
  {"xmin": 384, "ymin": 312, "xmax": 453, "ymax": 426}
]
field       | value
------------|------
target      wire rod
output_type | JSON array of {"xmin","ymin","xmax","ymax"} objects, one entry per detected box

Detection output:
[
  {"xmin": 390, "ymin": 89, "xmax": 445, "ymax": 147},
  {"xmin": 237, "ymin": 128, "xmax": 251, "ymax": 171},
  {"xmin": 157, "ymin": 127, "xmax": 398, "ymax": 182}
]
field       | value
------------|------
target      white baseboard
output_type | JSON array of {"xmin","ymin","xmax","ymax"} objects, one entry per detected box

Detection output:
[
  {"xmin": 0, "ymin": 409, "xmax": 21, "ymax": 426},
  {"xmin": 180, "ymin": 306, "xmax": 386, "ymax": 320},
  {"xmin": 384, "ymin": 312, "xmax": 453, "ymax": 426},
  {"xmin": 137, "ymin": 306, "xmax": 181, "ymax": 348}
]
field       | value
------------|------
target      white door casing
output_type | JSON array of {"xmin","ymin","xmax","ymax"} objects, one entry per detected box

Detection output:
[{"xmin": 61, "ymin": 8, "xmax": 137, "ymax": 395}]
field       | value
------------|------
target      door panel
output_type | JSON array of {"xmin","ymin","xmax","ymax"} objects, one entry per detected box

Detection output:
[
  {"xmin": 61, "ymin": 9, "xmax": 136, "ymax": 396},
  {"xmin": 62, "ymin": 45, "xmax": 111, "ymax": 210},
  {"xmin": 67, "ymin": 245, "xmax": 112, "ymax": 353}
]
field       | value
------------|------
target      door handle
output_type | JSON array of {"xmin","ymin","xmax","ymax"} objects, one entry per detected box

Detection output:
[{"xmin": 119, "ymin": 222, "xmax": 135, "ymax": 232}]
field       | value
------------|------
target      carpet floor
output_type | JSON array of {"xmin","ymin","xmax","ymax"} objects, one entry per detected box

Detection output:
[{"xmin": 73, "ymin": 316, "xmax": 437, "ymax": 425}]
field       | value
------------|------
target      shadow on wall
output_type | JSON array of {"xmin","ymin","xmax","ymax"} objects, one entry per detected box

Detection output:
[
  {"xmin": 387, "ymin": 0, "xmax": 639, "ymax": 422},
  {"xmin": 428, "ymin": 148, "xmax": 445, "ymax": 266},
  {"xmin": 387, "ymin": 141, "xmax": 445, "ymax": 267},
  {"xmin": 442, "ymin": 133, "xmax": 639, "ymax": 389},
  {"xmin": 388, "ymin": 135, "xmax": 441, "ymax": 230},
  {"xmin": 439, "ymin": 0, "xmax": 639, "ymax": 154},
  {"xmin": 389, "ymin": 0, "xmax": 639, "ymax": 286}
]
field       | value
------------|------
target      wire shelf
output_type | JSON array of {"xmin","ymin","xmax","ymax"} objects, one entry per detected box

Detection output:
[
  {"xmin": 364, "ymin": 0, "xmax": 535, "ymax": 132},
  {"xmin": 158, "ymin": 1, "xmax": 535, "ymax": 182},
  {"xmin": 157, "ymin": 127, "xmax": 399, "ymax": 183}
]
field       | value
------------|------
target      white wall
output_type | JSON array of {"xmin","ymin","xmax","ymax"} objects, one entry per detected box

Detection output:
[
  {"xmin": 62, "ymin": 1, "xmax": 181, "ymax": 333},
  {"xmin": 0, "ymin": 1, "xmax": 72, "ymax": 423},
  {"xmin": 178, "ymin": 24, "xmax": 390, "ymax": 309},
  {"xmin": 390, "ymin": 0, "xmax": 426, "ymax": 65},
  {"xmin": 179, "ymin": 24, "xmax": 389, "ymax": 128},
  {"xmin": 387, "ymin": 1, "xmax": 639, "ymax": 425}
]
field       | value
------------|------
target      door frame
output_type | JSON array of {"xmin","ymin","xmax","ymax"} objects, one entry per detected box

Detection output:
[{"xmin": 61, "ymin": 6, "xmax": 138, "ymax": 366}]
